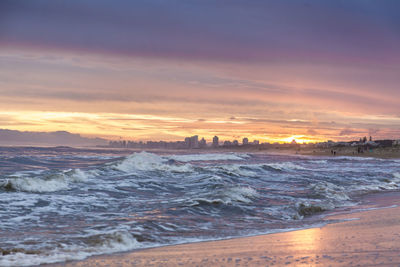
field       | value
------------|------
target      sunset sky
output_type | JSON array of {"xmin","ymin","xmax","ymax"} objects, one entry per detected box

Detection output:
[{"xmin": 1, "ymin": 0, "xmax": 400, "ymax": 143}]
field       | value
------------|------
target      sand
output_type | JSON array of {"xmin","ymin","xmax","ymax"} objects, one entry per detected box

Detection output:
[
  {"xmin": 45, "ymin": 192, "xmax": 400, "ymax": 267},
  {"xmin": 295, "ymin": 146, "xmax": 400, "ymax": 159}
]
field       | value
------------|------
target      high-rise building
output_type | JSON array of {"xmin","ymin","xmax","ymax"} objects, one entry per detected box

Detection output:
[
  {"xmin": 212, "ymin": 136, "xmax": 219, "ymax": 147},
  {"xmin": 184, "ymin": 135, "xmax": 199, "ymax": 148},
  {"xmin": 199, "ymin": 137, "xmax": 207, "ymax": 148},
  {"xmin": 242, "ymin": 137, "xmax": 249, "ymax": 145},
  {"xmin": 223, "ymin": 140, "xmax": 232, "ymax": 147},
  {"xmin": 191, "ymin": 135, "xmax": 199, "ymax": 148},
  {"xmin": 184, "ymin": 137, "xmax": 191, "ymax": 148}
]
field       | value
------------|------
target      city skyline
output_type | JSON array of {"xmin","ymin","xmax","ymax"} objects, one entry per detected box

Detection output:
[{"xmin": 1, "ymin": 1, "xmax": 400, "ymax": 144}]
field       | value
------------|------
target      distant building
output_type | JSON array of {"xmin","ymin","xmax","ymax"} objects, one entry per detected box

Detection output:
[
  {"xmin": 184, "ymin": 137, "xmax": 191, "ymax": 148},
  {"xmin": 375, "ymin": 140, "xmax": 393, "ymax": 147},
  {"xmin": 223, "ymin": 140, "xmax": 232, "ymax": 147},
  {"xmin": 191, "ymin": 135, "xmax": 199, "ymax": 148},
  {"xmin": 242, "ymin": 137, "xmax": 249, "ymax": 145},
  {"xmin": 185, "ymin": 135, "xmax": 199, "ymax": 148},
  {"xmin": 212, "ymin": 136, "xmax": 219, "ymax": 147},
  {"xmin": 199, "ymin": 137, "xmax": 207, "ymax": 148}
]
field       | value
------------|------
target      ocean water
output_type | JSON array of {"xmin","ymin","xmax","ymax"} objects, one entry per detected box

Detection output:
[{"xmin": 0, "ymin": 147, "xmax": 399, "ymax": 266}]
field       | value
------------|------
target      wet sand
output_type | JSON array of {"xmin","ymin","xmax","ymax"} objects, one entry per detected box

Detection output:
[{"xmin": 47, "ymin": 192, "xmax": 400, "ymax": 267}]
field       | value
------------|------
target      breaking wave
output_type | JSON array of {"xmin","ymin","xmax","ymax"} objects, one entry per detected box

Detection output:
[
  {"xmin": 113, "ymin": 151, "xmax": 193, "ymax": 173},
  {"xmin": 0, "ymin": 169, "xmax": 91, "ymax": 193},
  {"xmin": 262, "ymin": 162, "xmax": 306, "ymax": 171},
  {"xmin": 168, "ymin": 153, "xmax": 250, "ymax": 162},
  {"xmin": 0, "ymin": 230, "xmax": 140, "ymax": 267},
  {"xmin": 189, "ymin": 186, "xmax": 259, "ymax": 206}
]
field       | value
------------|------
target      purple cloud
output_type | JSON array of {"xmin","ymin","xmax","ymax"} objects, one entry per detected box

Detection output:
[{"xmin": 1, "ymin": 0, "xmax": 400, "ymax": 63}]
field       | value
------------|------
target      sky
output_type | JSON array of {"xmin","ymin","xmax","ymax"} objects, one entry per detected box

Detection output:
[{"xmin": 1, "ymin": 0, "xmax": 400, "ymax": 143}]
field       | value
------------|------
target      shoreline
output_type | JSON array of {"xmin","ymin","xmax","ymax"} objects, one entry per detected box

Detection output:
[{"xmin": 45, "ymin": 191, "xmax": 400, "ymax": 267}]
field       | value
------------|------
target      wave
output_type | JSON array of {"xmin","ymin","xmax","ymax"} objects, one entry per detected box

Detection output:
[
  {"xmin": 113, "ymin": 152, "xmax": 250, "ymax": 173},
  {"xmin": 310, "ymin": 182, "xmax": 350, "ymax": 201},
  {"xmin": 332, "ymin": 156, "xmax": 384, "ymax": 162},
  {"xmin": 209, "ymin": 164, "xmax": 259, "ymax": 177},
  {"xmin": 262, "ymin": 162, "xmax": 306, "ymax": 171},
  {"xmin": 168, "ymin": 153, "xmax": 250, "ymax": 162},
  {"xmin": 205, "ymin": 161, "xmax": 307, "ymax": 177},
  {"xmin": 0, "ymin": 169, "xmax": 91, "ymax": 193},
  {"xmin": 0, "ymin": 230, "xmax": 140, "ymax": 267},
  {"xmin": 113, "ymin": 151, "xmax": 193, "ymax": 173},
  {"xmin": 190, "ymin": 186, "xmax": 259, "ymax": 206},
  {"xmin": 308, "ymin": 160, "xmax": 328, "ymax": 164}
]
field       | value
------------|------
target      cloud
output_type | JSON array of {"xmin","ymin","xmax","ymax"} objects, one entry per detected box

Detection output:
[
  {"xmin": 368, "ymin": 128, "xmax": 380, "ymax": 136},
  {"xmin": 339, "ymin": 128, "xmax": 356, "ymax": 136},
  {"xmin": 1, "ymin": 1, "xmax": 400, "ymax": 64},
  {"xmin": 1, "ymin": 1, "xmax": 400, "ymax": 142},
  {"xmin": 0, "ymin": 128, "xmax": 107, "ymax": 146},
  {"xmin": 307, "ymin": 129, "xmax": 318, "ymax": 135}
]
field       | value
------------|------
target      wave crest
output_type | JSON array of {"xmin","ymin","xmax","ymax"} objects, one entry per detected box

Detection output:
[
  {"xmin": 190, "ymin": 186, "xmax": 259, "ymax": 206},
  {"xmin": 114, "ymin": 152, "xmax": 193, "ymax": 173},
  {"xmin": 0, "ymin": 169, "xmax": 90, "ymax": 193},
  {"xmin": 168, "ymin": 153, "xmax": 250, "ymax": 162},
  {"xmin": 0, "ymin": 230, "xmax": 139, "ymax": 267}
]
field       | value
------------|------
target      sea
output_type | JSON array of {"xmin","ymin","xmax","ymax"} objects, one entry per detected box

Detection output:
[{"xmin": 0, "ymin": 146, "xmax": 399, "ymax": 266}]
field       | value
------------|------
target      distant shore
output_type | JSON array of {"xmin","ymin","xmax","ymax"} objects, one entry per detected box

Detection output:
[
  {"xmin": 277, "ymin": 146, "xmax": 400, "ymax": 159},
  {"xmin": 2, "ymin": 144, "xmax": 399, "ymax": 159},
  {"xmin": 46, "ymin": 191, "xmax": 400, "ymax": 267},
  {"xmin": 169, "ymin": 146, "xmax": 400, "ymax": 159}
]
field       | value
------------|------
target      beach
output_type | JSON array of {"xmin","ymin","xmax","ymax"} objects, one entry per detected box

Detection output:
[
  {"xmin": 295, "ymin": 146, "xmax": 400, "ymax": 159},
  {"xmin": 45, "ymin": 192, "xmax": 400, "ymax": 267}
]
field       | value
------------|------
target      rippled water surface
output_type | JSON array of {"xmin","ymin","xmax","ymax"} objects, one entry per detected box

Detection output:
[{"xmin": 0, "ymin": 147, "xmax": 399, "ymax": 266}]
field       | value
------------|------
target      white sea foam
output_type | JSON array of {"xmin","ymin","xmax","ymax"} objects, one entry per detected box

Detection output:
[
  {"xmin": 311, "ymin": 182, "xmax": 350, "ymax": 201},
  {"xmin": 393, "ymin": 172, "xmax": 400, "ymax": 179},
  {"xmin": 0, "ymin": 230, "xmax": 140, "ymax": 267},
  {"xmin": 333, "ymin": 156, "xmax": 383, "ymax": 161},
  {"xmin": 264, "ymin": 162, "xmax": 306, "ymax": 171},
  {"xmin": 192, "ymin": 186, "xmax": 259, "ymax": 206},
  {"xmin": 308, "ymin": 160, "xmax": 328, "ymax": 164},
  {"xmin": 210, "ymin": 164, "xmax": 258, "ymax": 177},
  {"xmin": 114, "ymin": 151, "xmax": 193, "ymax": 173},
  {"xmin": 3, "ymin": 175, "xmax": 69, "ymax": 193},
  {"xmin": 1, "ymin": 169, "xmax": 92, "ymax": 193},
  {"xmin": 225, "ymin": 186, "xmax": 259, "ymax": 203},
  {"xmin": 168, "ymin": 153, "xmax": 250, "ymax": 162}
]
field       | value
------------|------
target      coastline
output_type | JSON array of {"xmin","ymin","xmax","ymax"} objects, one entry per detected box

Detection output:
[
  {"xmin": 45, "ymin": 191, "xmax": 400, "ymax": 267},
  {"xmin": 1, "ymin": 145, "xmax": 399, "ymax": 160}
]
